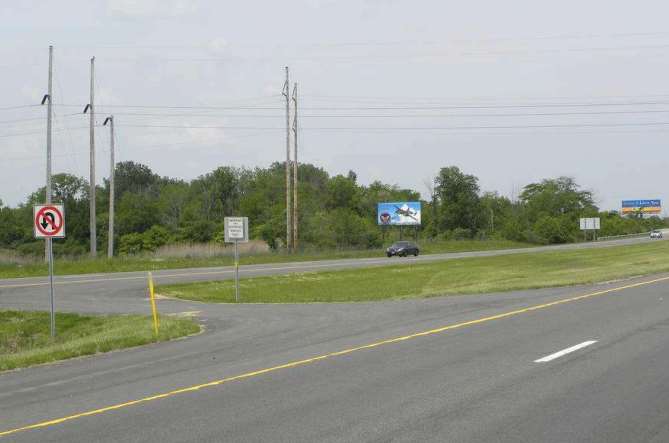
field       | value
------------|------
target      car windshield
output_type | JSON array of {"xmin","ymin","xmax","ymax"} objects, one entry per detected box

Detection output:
[{"xmin": 392, "ymin": 242, "xmax": 409, "ymax": 248}]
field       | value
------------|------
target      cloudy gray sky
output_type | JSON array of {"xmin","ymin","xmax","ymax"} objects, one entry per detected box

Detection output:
[{"xmin": 2, "ymin": 0, "xmax": 668, "ymax": 213}]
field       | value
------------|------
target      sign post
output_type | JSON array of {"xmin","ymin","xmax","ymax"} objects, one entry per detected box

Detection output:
[
  {"xmin": 34, "ymin": 204, "xmax": 65, "ymax": 337},
  {"xmin": 224, "ymin": 217, "xmax": 249, "ymax": 302}
]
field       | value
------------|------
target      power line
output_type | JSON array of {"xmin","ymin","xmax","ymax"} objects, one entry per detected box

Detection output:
[
  {"xmin": 45, "ymin": 99, "xmax": 669, "ymax": 111},
  {"xmin": 0, "ymin": 127, "xmax": 90, "ymax": 138},
  {"xmin": 0, "ymin": 104, "xmax": 41, "ymax": 111},
  {"xmin": 117, "ymin": 121, "xmax": 669, "ymax": 131},
  {"xmin": 0, "ymin": 113, "xmax": 80, "ymax": 125},
  {"xmin": 55, "ymin": 104, "xmax": 284, "ymax": 110},
  {"xmin": 85, "ymin": 109, "xmax": 669, "ymax": 119}
]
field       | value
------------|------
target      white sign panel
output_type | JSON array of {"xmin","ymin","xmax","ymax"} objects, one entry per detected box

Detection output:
[
  {"xmin": 34, "ymin": 204, "xmax": 66, "ymax": 238},
  {"xmin": 579, "ymin": 217, "xmax": 600, "ymax": 231},
  {"xmin": 224, "ymin": 217, "xmax": 249, "ymax": 243}
]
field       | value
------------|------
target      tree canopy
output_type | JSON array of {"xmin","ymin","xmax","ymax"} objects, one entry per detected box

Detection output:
[{"xmin": 0, "ymin": 161, "xmax": 663, "ymax": 256}]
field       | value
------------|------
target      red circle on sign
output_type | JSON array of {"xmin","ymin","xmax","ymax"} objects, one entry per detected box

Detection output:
[{"xmin": 35, "ymin": 206, "xmax": 64, "ymax": 237}]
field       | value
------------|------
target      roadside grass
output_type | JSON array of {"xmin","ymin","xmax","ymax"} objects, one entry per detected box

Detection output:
[
  {"xmin": 0, "ymin": 239, "xmax": 530, "ymax": 279},
  {"xmin": 0, "ymin": 311, "xmax": 200, "ymax": 371},
  {"xmin": 159, "ymin": 241, "xmax": 669, "ymax": 303}
]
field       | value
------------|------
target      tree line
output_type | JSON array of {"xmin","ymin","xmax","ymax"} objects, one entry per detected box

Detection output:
[{"xmin": 0, "ymin": 161, "xmax": 664, "ymax": 256}]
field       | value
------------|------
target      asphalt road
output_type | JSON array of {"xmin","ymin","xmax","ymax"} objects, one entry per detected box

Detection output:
[
  {"xmin": 0, "ymin": 235, "xmax": 663, "ymax": 314},
  {"xmin": 1, "ymin": 237, "xmax": 669, "ymax": 442}
]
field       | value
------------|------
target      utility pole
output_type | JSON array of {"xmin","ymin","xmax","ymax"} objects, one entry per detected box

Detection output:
[
  {"xmin": 83, "ymin": 57, "xmax": 97, "ymax": 257},
  {"xmin": 103, "ymin": 116, "xmax": 115, "ymax": 258},
  {"xmin": 292, "ymin": 82, "xmax": 298, "ymax": 252},
  {"xmin": 41, "ymin": 45, "xmax": 53, "ymax": 263},
  {"xmin": 282, "ymin": 67, "xmax": 292, "ymax": 251}
]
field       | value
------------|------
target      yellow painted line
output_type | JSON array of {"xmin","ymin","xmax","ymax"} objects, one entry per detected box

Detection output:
[{"xmin": 1, "ymin": 275, "xmax": 668, "ymax": 438}]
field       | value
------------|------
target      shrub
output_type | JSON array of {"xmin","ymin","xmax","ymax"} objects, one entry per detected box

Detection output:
[
  {"xmin": 533, "ymin": 216, "xmax": 574, "ymax": 244},
  {"xmin": 142, "ymin": 225, "xmax": 171, "ymax": 251},
  {"xmin": 119, "ymin": 233, "xmax": 144, "ymax": 255}
]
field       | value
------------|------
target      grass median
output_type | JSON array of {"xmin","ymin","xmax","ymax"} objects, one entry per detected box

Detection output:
[
  {"xmin": 0, "ymin": 311, "xmax": 200, "ymax": 371},
  {"xmin": 0, "ymin": 240, "xmax": 530, "ymax": 279},
  {"xmin": 159, "ymin": 241, "xmax": 669, "ymax": 303}
]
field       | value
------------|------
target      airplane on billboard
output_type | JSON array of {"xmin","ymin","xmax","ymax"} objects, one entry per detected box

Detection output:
[{"xmin": 394, "ymin": 204, "xmax": 418, "ymax": 221}]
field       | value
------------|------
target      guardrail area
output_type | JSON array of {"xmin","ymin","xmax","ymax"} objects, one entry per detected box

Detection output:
[{"xmin": 597, "ymin": 232, "xmax": 650, "ymax": 242}]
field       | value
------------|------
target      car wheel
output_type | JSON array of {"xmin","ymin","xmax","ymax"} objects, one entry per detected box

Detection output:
[
  {"xmin": 414, "ymin": 250, "xmax": 419, "ymax": 256},
  {"xmin": 387, "ymin": 253, "xmax": 392, "ymax": 257}
]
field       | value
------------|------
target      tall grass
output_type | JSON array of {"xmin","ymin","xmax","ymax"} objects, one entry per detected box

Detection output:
[
  {"xmin": 154, "ymin": 240, "xmax": 270, "ymax": 259},
  {"xmin": 0, "ymin": 249, "xmax": 36, "ymax": 265}
]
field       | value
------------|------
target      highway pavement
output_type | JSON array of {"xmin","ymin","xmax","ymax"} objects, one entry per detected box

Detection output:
[
  {"xmin": 0, "ymin": 235, "xmax": 663, "ymax": 314},
  {"xmin": 1, "ymin": 237, "xmax": 669, "ymax": 441}
]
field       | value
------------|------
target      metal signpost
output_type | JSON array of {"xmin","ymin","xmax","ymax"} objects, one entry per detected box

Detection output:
[
  {"xmin": 579, "ymin": 217, "xmax": 600, "ymax": 241},
  {"xmin": 224, "ymin": 217, "xmax": 249, "ymax": 302},
  {"xmin": 33, "ymin": 204, "xmax": 65, "ymax": 337}
]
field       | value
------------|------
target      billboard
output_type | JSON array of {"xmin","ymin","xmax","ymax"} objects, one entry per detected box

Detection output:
[
  {"xmin": 621, "ymin": 199, "xmax": 661, "ymax": 215},
  {"xmin": 377, "ymin": 202, "xmax": 421, "ymax": 226}
]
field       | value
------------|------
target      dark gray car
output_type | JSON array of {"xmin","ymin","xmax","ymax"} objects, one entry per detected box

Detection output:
[{"xmin": 386, "ymin": 241, "xmax": 419, "ymax": 257}]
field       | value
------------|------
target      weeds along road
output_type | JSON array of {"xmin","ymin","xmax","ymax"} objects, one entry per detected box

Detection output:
[
  {"xmin": 0, "ymin": 235, "xmax": 665, "ymax": 313},
  {"xmin": 2, "ymin": 273, "xmax": 669, "ymax": 442}
]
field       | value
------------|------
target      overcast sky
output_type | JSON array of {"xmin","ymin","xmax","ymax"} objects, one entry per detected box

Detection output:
[{"xmin": 2, "ymin": 0, "xmax": 668, "ymax": 213}]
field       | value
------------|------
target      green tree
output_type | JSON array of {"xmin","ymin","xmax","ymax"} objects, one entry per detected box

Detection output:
[
  {"xmin": 114, "ymin": 161, "xmax": 160, "ymax": 198},
  {"xmin": 157, "ymin": 182, "xmax": 190, "ymax": 230},
  {"xmin": 190, "ymin": 166, "xmax": 240, "ymax": 221},
  {"xmin": 326, "ymin": 175, "xmax": 360, "ymax": 211},
  {"xmin": 117, "ymin": 193, "xmax": 159, "ymax": 235},
  {"xmin": 433, "ymin": 166, "xmax": 482, "ymax": 235},
  {"xmin": 519, "ymin": 177, "xmax": 596, "ymax": 222},
  {"xmin": 479, "ymin": 192, "xmax": 513, "ymax": 237}
]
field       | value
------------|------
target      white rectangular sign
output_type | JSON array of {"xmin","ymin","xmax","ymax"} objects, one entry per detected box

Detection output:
[
  {"xmin": 224, "ymin": 217, "xmax": 249, "ymax": 243},
  {"xmin": 34, "ymin": 204, "xmax": 66, "ymax": 239},
  {"xmin": 579, "ymin": 217, "xmax": 600, "ymax": 230}
]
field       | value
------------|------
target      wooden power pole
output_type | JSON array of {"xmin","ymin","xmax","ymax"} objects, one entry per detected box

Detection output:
[
  {"xmin": 292, "ymin": 82, "xmax": 298, "ymax": 252},
  {"xmin": 41, "ymin": 45, "xmax": 53, "ymax": 262},
  {"xmin": 83, "ymin": 57, "xmax": 97, "ymax": 257},
  {"xmin": 103, "ymin": 116, "xmax": 115, "ymax": 258},
  {"xmin": 282, "ymin": 67, "xmax": 292, "ymax": 251}
]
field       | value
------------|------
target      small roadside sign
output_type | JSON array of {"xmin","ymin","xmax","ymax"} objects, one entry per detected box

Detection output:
[
  {"xmin": 33, "ymin": 203, "xmax": 65, "ymax": 338},
  {"xmin": 34, "ymin": 204, "xmax": 65, "ymax": 238},
  {"xmin": 224, "ymin": 216, "xmax": 249, "ymax": 303},
  {"xmin": 579, "ymin": 217, "xmax": 600, "ymax": 231},
  {"xmin": 224, "ymin": 217, "xmax": 249, "ymax": 243}
]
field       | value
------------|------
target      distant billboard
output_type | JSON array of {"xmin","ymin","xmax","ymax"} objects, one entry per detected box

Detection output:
[
  {"xmin": 621, "ymin": 199, "xmax": 661, "ymax": 215},
  {"xmin": 377, "ymin": 202, "xmax": 421, "ymax": 226}
]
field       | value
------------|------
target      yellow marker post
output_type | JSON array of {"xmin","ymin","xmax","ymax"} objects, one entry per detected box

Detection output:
[{"xmin": 148, "ymin": 272, "xmax": 159, "ymax": 337}]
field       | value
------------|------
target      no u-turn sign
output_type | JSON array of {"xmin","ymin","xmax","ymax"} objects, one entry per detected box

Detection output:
[{"xmin": 34, "ymin": 204, "xmax": 66, "ymax": 238}]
